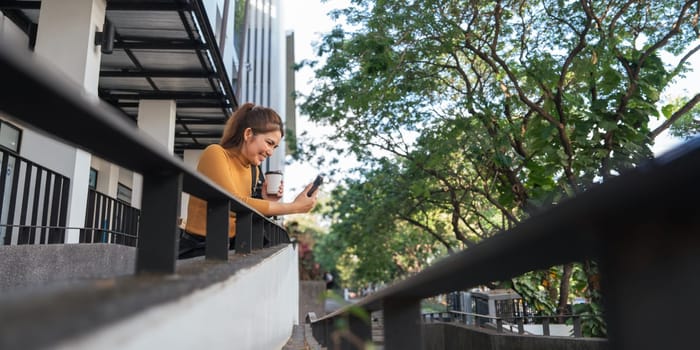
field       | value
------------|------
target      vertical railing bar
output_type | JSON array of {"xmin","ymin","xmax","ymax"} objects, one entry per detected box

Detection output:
[
  {"xmin": 17, "ymin": 162, "xmax": 32, "ymax": 244},
  {"xmin": 573, "ymin": 316, "xmax": 582, "ymax": 338},
  {"xmin": 40, "ymin": 171, "xmax": 52, "ymax": 244},
  {"xmin": 4, "ymin": 154, "xmax": 21, "ymax": 245},
  {"xmin": 29, "ymin": 166, "xmax": 42, "ymax": 244},
  {"xmin": 47, "ymin": 175, "xmax": 61, "ymax": 243},
  {"xmin": 271, "ymin": 221, "xmax": 278, "ymax": 245},
  {"xmin": 383, "ymin": 298, "xmax": 422, "ymax": 350},
  {"xmin": 346, "ymin": 311, "xmax": 372, "ymax": 350},
  {"xmin": 124, "ymin": 205, "xmax": 132, "ymax": 246},
  {"xmin": 121, "ymin": 202, "xmax": 130, "ymax": 244},
  {"xmin": 324, "ymin": 318, "xmax": 331, "ymax": 349},
  {"xmin": 90, "ymin": 192, "xmax": 102, "ymax": 243},
  {"xmin": 113, "ymin": 201, "xmax": 123, "ymax": 244},
  {"xmin": 518, "ymin": 317, "xmax": 524, "ymax": 334},
  {"xmin": 116, "ymin": 202, "xmax": 124, "ymax": 245},
  {"xmin": 205, "ymin": 198, "xmax": 229, "ymax": 260},
  {"xmin": 542, "ymin": 317, "xmax": 550, "ymax": 336},
  {"xmin": 275, "ymin": 222, "xmax": 282, "ymax": 244},
  {"xmin": 0, "ymin": 152, "xmax": 8, "ymax": 242},
  {"xmin": 103, "ymin": 194, "xmax": 112, "ymax": 243},
  {"xmin": 234, "ymin": 211, "xmax": 252, "ymax": 254},
  {"xmin": 90, "ymin": 191, "xmax": 101, "ymax": 243},
  {"xmin": 94, "ymin": 191, "xmax": 104, "ymax": 243},
  {"xmin": 136, "ymin": 173, "xmax": 182, "ymax": 274},
  {"xmin": 56, "ymin": 177, "xmax": 69, "ymax": 243},
  {"xmin": 252, "ymin": 217, "xmax": 263, "ymax": 250},
  {"xmin": 110, "ymin": 197, "xmax": 117, "ymax": 243},
  {"xmin": 0, "ymin": 152, "xmax": 8, "ymax": 233},
  {"xmin": 131, "ymin": 206, "xmax": 140, "ymax": 246}
]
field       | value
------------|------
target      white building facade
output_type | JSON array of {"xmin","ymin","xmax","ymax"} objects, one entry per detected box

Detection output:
[{"xmin": 0, "ymin": 0, "xmax": 295, "ymax": 245}]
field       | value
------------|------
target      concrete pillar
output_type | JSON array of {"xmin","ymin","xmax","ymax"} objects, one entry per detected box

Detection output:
[
  {"xmin": 180, "ymin": 149, "xmax": 203, "ymax": 224},
  {"xmin": 131, "ymin": 174, "xmax": 143, "ymax": 210},
  {"xmin": 133, "ymin": 100, "xmax": 176, "ymax": 212},
  {"xmin": 34, "ymin": 0, "xmax": 106, "ymax": 93},
  {"xmin": 137, "ymin": 100, "xmax": 177, "ymax": 154},
  {"xmin": 33, "ymin": 0, "xmax": 106, "ymax": 243}
]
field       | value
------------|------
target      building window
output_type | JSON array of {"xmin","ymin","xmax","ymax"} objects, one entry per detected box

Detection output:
[
  {"xmin": 0, "ymin": 120, "xmax": 22, "ymax": 153},
  {"xmin": 89, "ymin": 168, "xmax": 98, "ymax": 190},
  {"xmin": 117, "ymin": 183, "xmax": 132, "ymax": 204}
]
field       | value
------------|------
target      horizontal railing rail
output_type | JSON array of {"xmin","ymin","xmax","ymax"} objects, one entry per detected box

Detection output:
[
  {"xmin": 422, "ymin": 311, "xmax": 586, "ymax": 338},
  {"xmin": 307, "ymin": 138, "xmax": 700, "ymax": 346},
  {"xmin": 0, "ymin": 40, "xmax": 288, "ymax": 275}
]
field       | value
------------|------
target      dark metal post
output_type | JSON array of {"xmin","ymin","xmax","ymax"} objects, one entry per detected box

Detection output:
[
  {"xmin": 234, "ymin": 211, "xmax": 252, "ymax": 253},
  {"xmin": 383, "ymin": 298, "xmax": 422, "ymax": 350},
  {"xmin": 252, "ymin": 217, "xmax": 263, "ymax": 249},
  {"xmin": 205, "ymin": 198, "xmax": 229, "ymax": 260},
  {"xmin": 496, "ymin": 318, "xmax": 503, "ymax": 333},
  {"xmin": 542, "ymin": 317, "xmax": 550, "ymax": 336},
  {"xmin": 341, "ymin": 312, "xmax": 371, "ymax": 350},
  {"xmin": 316, "ymin": 318, "xmax": 330, "ymax": 348},
  {"xmin": 573, "ymin": 316, "xmax": 582, "ymax": 338},
  {"xmin": 136, "ymin": 173, "xmax": 182, "ymax": 274},
  {"xmin": 600, "ymin": 203, "xmax": 700, "ymax": 350},
  {"xmin": 517, "ymin": 317, "xmax": 524, "ymax": 334}
]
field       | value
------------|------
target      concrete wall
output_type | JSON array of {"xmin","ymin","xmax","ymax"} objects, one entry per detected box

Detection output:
[
  {"xmin": 423, "ymin": 323, "xmax": 608, "ymax": 350},
  {"xmin": 52, "ymin": 245, "xmax": 300, "ymax": 350},
  {"xmin": 0, "ymin": 244, "xmax": 135, "ymax": 292},
  {"xmin": 300, "ymin": 280, "xmax": 326, "ymax": 321}
]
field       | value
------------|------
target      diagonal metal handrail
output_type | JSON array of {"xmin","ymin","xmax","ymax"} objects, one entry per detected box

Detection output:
[
  {"xmin": 0, "ymin": 39, "xmax": 287, "ymax": 274},
  {"xmin": 309, "ymin": 136, "xmax": 700, "ymax": 349}
]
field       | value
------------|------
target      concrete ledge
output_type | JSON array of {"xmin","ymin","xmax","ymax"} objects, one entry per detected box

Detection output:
[
  {"xmin": 0, "ymin": 245, "xmax": 298, "ymax": 350},
  {"xmin": 0, "ymin": 243, "xmax": 135, "ymax": 292}
]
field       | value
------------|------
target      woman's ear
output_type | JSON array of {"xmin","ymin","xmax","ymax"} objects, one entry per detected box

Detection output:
[{"xmin": 243, "ymin": 127, "xmax": 254, "ymax": 141}]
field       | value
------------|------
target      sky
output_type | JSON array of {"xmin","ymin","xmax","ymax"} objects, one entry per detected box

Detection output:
[
  {"xmin": 281, "ymin": 1, "xmax": 699, "ymax": 199},
  {"xmin": 282, "ymin": 0, "xmax": 351, "ymax": 200}
]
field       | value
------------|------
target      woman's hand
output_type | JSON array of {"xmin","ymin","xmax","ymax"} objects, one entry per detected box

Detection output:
[
  {"xmin": 261, "ymin": 179, "xmax": 284, "ymax": 201},
  {"xmin": 291, "ymin": 182, "xmax": 319, "ymax": 213},
  {"xmin": 265, "ymin": 181, "xmax": 319, "ymax": 216}
]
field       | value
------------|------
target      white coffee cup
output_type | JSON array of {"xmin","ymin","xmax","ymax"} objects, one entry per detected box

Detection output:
[{"xmin": 265, "ymin": 171, "xmax": 283, "ymax": 194}]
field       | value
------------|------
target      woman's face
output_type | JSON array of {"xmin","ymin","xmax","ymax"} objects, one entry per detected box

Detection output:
[{"xmin": 242, "ymin": 128, "xmax": 282, "ymax": 166}]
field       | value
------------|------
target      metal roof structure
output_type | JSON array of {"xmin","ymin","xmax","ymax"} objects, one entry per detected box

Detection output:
[{"xmin": 1, "ymin": 0, "xmax": 238, "ymax": 156}]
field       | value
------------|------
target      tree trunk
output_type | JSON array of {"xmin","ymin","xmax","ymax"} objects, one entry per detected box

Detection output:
[{"xmin": 557, "ymin": 263, "xmax": 574, "ymax": 322}]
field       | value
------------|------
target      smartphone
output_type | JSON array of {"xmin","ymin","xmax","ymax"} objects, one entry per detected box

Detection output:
[{"xmin": 307, "ymin": 175, "xmax": 323, "ymax": 197}]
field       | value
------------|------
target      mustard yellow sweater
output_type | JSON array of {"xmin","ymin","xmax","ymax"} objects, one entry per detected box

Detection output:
[{"xmin": 185, "ymin": 144, "xmax": 271, "ymax": 238}]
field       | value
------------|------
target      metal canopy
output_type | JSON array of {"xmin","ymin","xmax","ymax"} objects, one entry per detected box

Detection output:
[{"xmin": 0, "ymin": 0, "xmax": 238, "ymax": 156}]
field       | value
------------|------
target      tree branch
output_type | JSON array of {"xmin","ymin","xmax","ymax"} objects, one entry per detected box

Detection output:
[{"xmin": 649, "ymin": 93, "xmax": 700, "ymax": 139}]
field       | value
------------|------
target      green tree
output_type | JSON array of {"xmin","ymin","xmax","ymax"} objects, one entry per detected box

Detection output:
[
  {"xmin": 299, "ymin": 0, "xmax": 700, "ymax": 337},
  {"xmin": 313, "ymin": 160, "xmax": 457, "ymax": 289}
]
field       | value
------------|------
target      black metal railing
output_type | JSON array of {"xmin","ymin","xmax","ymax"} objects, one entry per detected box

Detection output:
[
  {"xmin": 82, "ymin": 189, "xmax": 140, "ymax": 246},
  {"xmin": 306, "ymin": 130, "xmax": 700, "ymax": 347},
  {"xmin": 0, "ymin": 38, "xmax": 288, "ymax": 273},
  {"xmin": 0, "ymin": 12, "xmax": 292, "ymax": 350},
  {"xmin": 0, "ymin": 148, "xmax": 69, "ymax": 245}
]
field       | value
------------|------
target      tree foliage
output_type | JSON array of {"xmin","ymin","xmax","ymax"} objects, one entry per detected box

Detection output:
[{"xmin": 299, "ymin": 0, "xmax": 700, "ymax": 337}]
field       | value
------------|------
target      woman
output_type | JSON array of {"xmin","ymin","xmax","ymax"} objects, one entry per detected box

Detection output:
[{"xmin": 179, "ymin": 103, "xmax": 318, "ymax": 259}]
